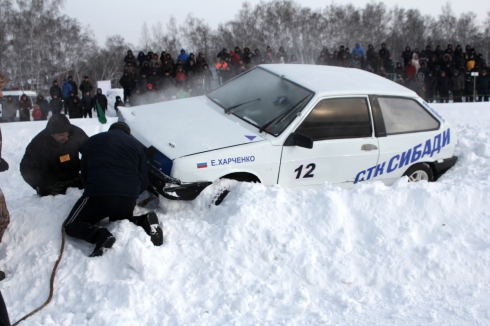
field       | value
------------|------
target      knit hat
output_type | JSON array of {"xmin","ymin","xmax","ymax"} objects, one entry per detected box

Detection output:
[
  {"xmin": 45, "ymin": 114, "xmax": 71, "ymax": 135},
  {"xmin": 109, "ymin": 122, "xmax": 131, "ymax": 135}
]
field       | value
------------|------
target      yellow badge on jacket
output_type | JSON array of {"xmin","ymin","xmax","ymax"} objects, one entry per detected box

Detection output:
[{"xmin": 59, "ymin": 154, "xmax": 70, "ymax": 163}]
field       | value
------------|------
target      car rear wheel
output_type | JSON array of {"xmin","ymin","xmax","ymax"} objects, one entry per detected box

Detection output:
[{"xmin": 403, "ymin": 163, "xmax": 434, "ymax": 182}]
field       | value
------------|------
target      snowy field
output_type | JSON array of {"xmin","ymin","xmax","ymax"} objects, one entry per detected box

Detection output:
[{"xmin": 1, "ymin": 101, "xmax": 490, "ymax": 325}]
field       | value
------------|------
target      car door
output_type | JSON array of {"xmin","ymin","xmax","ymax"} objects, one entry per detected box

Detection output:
[
  {"xmin": 277, "ymin": 96, "xmax": 379, "ymax": 189},
  {"xmin": 369, "ymin": 96, "xmax": 442, "ymax": 185}
]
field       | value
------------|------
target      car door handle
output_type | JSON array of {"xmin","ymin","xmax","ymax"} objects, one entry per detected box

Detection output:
[{"xmin": 361, "ymin": 144, "xmax": 378, "ymax": 151}]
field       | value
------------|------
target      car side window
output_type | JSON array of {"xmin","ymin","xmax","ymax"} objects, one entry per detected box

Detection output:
[
  {"xmin": 377, "ymin": 97, "xmax": 440, "ymax": 135},
  {"xmin": 295, "ymin": 97, "xmax": 372, "ymax": 141}
]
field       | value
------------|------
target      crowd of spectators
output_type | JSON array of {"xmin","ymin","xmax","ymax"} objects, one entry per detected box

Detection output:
[
  {"xmin": 1, "ymin": 41, "xmax": 489, "ymax": 123},
  {"xmin": 122, "ymin": 43, "xmax": 489, "ymax": 105}
]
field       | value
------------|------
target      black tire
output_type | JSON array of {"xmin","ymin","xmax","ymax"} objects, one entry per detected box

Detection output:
[{"xmin": 403, "ymin": 163, "xmax": 434, "ymax": 182}]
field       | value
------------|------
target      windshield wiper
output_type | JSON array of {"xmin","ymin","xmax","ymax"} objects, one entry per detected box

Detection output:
[
  {"xmin": 224, "ymin": 98, "xmax": 261, "ymax": 114},
  {"xmin": 259, "ymin": 94, "xmax": 312, "ymax": 133}
]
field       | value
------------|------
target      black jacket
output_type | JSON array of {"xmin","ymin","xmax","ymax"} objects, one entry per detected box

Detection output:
[
  {"xmin": 50, "ymin": 97, "xmax": 63, "ymax": 114},
  {"xmin": 79, "ymin": 81, "xmax": 93, "ymax": 94},
  {"xmin": 81, "ymin": 129, "xmax": 148, "ymax": 198},
  {"xmin": 81, "ymin": 95, "xmax": 93, "ymax": 111},
  {"xmin": 68, "ymin": 80, "xmax": 78, "ymax": 96},
  {"xmin": 20, "ymin": 119, "xmax": 88, "ymax": 190},
  {"xmin": 92, "ymin": 93, "xmax": 108, "ymax": 110}
]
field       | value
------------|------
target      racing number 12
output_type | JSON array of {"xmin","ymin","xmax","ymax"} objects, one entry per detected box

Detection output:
[{"xmin": 295, "ymin": 163, "xmax": 316, "ymax": 179}]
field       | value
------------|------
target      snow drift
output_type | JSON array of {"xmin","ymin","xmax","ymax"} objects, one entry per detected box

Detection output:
[{"xmin": 0, "ymin": 102, "xmax": 490, "ymax": 325}]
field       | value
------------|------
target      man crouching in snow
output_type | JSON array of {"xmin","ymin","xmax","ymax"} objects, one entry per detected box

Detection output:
[
  {"xmin": 64, "ymin": 122, "xmax": 163, "ymax": 257},
  {"xmin": 20, "ymin": 115, "xmax": 88, "ymax": 196}
]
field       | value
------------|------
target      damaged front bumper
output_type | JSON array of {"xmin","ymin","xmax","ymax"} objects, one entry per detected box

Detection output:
[{"xmin": 147, "ymin": 164, "xmax": 212, "ymax": 200}]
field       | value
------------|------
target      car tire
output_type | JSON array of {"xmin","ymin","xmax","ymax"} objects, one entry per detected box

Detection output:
[{"xmin": 403, "ymin": 163, "xmax": 434, "ymax": 182}]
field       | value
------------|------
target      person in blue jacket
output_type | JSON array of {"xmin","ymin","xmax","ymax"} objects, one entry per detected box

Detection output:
[
  {"xmin": 177, "ymin": 48, "xmax": 190, "ymax": 65},
  {"xmin": 64, "ymin": 122, "xmax": 163, "ymax": 257},
  {"xmin": 351, "ymin": 42, "xmax": 365, "ymax": 60},
  {"xmin": 62, "ymin": 78, "xmax": 73, "ymax": 115}
]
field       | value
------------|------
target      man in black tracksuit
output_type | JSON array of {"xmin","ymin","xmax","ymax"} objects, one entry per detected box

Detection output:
[
  {"xmin": 20, "ymin": 115, "xmax": 88, "ymax": 196},
  {"xmin": 64, "ymin": 122, "xmax": 163, "ymax": 257}
]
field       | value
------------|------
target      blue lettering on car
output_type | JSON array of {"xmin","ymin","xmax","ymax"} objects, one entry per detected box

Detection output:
[
  {"xmin": 210, "ymin": 156, "xmax": 256, "ymax": 166},
  {"xmin": 354, "ymin": 129, "xmax": 451, "ymax": 184}
]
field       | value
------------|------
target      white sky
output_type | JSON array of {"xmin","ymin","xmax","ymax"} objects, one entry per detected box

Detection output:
[{"xmin": 63, "ymin": 0, "xmax": 489, "ymax": 47}]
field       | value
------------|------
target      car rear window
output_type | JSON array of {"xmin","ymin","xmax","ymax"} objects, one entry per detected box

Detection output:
[
  {"xmin": 295, "ymin": 97, "xmax": 372, "ymax": 140},
  {"xmin": 377, "ymin": 97, "xmax": 440, "ymax": 135}
]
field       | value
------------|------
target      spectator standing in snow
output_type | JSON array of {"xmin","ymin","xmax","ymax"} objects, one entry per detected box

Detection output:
[
  {"xmin": 351, "ymin": 42, "xmax": 365, "ymax": 60},
  {"xmin": 79, "ymin": 76, "xmax": 93, "ymax": 95},
  {"xmin": 81, "ymin": 91, "xmax": 93, "ymax": 118},
  {"xmin": 61, "ymin": 78, "xmax": 73, "ymax": 115},
  {"xmin": 177, "ymin": 49, "xmax": 189, "ymax": 65},
  {"xmin": 20, "ymin": 114, "xmax": 88, "ymax": 196},
  {"xmin": 64, "ymin": 122, "xmax": 163, "ymax": 257},
  {"xmin": 67, "ymin": 75, "xmax": 78, "ymax": 97},
  {"xmin": 18, "ymin": 94, "xmax": 32, "ymax": 121},
  {"xmin": 119, "ymin": 71, "xmax": 134, "ymax": 103},
  {"xmin": 92, "ymin": 88, "xmax": 108, "ymax": 116},
  {"xmin": 35, "ymin": 94, "xmax": 50, "ymax": 120},
  {"xmin": 49, "ymin": 80, "xmax": 61, "ymax": 98},
  {"xmin": 69, "ymin": 97, "xmax": 83, "ymax": 119},
  {"xmin": 114, "ymin": 96, "xmax": 124, "ymax": 114},
  {"xmin": 476, "ymin": 69, "xmax": 489, "ymax": 102},
  {"xmin": 50, "ymin": 93, "xmax": 63, "ymax": 115}
]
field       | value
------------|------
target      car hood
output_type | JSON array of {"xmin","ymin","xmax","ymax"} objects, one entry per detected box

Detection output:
[{"xmin": 119, "ymin": 96, "xmax": 265, "ymax": 160}]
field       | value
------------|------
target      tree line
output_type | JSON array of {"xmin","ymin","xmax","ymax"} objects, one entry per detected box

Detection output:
[{"xmin": 1, "ymin": 0, "xmax": 489, "ymax": 92}]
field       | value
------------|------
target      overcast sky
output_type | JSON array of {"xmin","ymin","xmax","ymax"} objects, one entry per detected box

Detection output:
[{"xmin": 63, "ymin": 0, "xmax": 489, "ymax": 47}]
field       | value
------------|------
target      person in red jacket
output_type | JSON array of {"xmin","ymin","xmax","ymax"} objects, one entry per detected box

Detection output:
[
  {"xmin": 174, "ymin": 65, "xmax": 187, "ymax": 87},
  {"xmin": 404, "ymin": 59, "xmax": 417, "ymax": 80}
]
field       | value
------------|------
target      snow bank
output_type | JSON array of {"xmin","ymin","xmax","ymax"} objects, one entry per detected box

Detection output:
[{"xmin": 0, "ymin": 102, "xmax": 490, "ymax": 325}]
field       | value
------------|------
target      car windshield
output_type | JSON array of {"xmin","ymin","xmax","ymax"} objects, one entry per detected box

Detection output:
[{"xmin": 207, "ymin": 67, "xmax": 314, "ymax": 136}]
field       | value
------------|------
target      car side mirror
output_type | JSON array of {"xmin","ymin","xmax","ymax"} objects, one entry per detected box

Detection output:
[
  {"xmin": 294, "ymin": 133, "xmax": 313, "ymax": 149},
  {"xmin": 284, "ymin": 133, "xmax": 313, "ymax": 149}
]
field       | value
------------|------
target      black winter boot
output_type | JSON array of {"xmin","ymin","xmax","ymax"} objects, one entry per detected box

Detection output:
[
  {"xmin": 90, "ymin": 229, "xmax": 116, "ymax": 257},
  {"xmin": 141, "ymin": 212, "xmax": 163, "ymax": 246}
]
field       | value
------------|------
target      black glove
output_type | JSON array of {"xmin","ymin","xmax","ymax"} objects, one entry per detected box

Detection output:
[{"xmin": 0, "ymin": 158, "xmax": 9, "ymax": 172}]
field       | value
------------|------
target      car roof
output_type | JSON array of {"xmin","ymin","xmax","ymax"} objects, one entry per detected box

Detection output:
[{"xmin": 259, "ymin": 64, "xmax": 417, "ymax": 98}]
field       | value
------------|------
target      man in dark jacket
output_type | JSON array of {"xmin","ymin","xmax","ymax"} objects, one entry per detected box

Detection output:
[
  {"xmin": 437, "ymin": 71, "xmax": 450, "ymax": 103},
  {"xmin": 69, "ymin": 97, "xmax": 83, "ymax": 119},
  {"xmin": 49, "ymin": 80, "xmax": 62, "ymax": 98},
  {"xmin": 79, "ymin": 76, "xmax": 93, "ymax": 95},
  {"xmin": 81, "ymin": 91, "xmax": 93, "ymax": 118},
  {"xmin": 64, "ymin": 122, "xmax": 163, "ymax": 257},
  {"xmin": 114, "ymin": 96, "xmax": 124, "ymax": 113},
  {"xmin": 35, "ymin": 94, "xmax": 50, "ymax": 120},
  {"xmin": 92, "ymin": 88, "xmax": 108, "ymax": 116},
  {"xmin": 119, "ymin": 72, "xmax": 134, "ymax": 103},
  {"xmin": 68, "ymin": 75, "xmax": 78, "ymax": 97},
  {"xmin": 50, "ymin": 93, "xmax": 63, "ymax": 114},
  {"xmin": 476, "ymin": 69, "xmax": 489, "ymax": 102},
  {"xmin": 20, "ymin": 114, "xmax": 88, "ymax": 196}
]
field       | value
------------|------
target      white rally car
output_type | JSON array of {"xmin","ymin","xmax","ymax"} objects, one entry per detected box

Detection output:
[{"xmin": 120, "ymin": 65, "xmax": 457, "ymax": 201}]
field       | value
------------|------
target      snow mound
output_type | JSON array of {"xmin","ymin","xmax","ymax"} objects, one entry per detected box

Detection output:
[{"xmin": 0, "ymin": 103, "xmax": 490, "ymax": 325}]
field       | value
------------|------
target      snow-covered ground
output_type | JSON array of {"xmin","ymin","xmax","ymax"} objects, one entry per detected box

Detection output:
[{"xmin": 1, "ymin": 102, "xmax": 490, "ymax": 325}]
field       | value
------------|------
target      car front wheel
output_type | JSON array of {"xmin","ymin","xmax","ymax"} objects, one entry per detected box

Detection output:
[{"xmin": 403, "ymin": 163, "xmax": 434, "ymax": 182}]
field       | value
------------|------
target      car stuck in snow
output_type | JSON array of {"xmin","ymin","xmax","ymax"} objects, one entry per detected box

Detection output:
[{"xmin": 120, "ymin": 64, "xmax": 458, "ymax": 201}]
